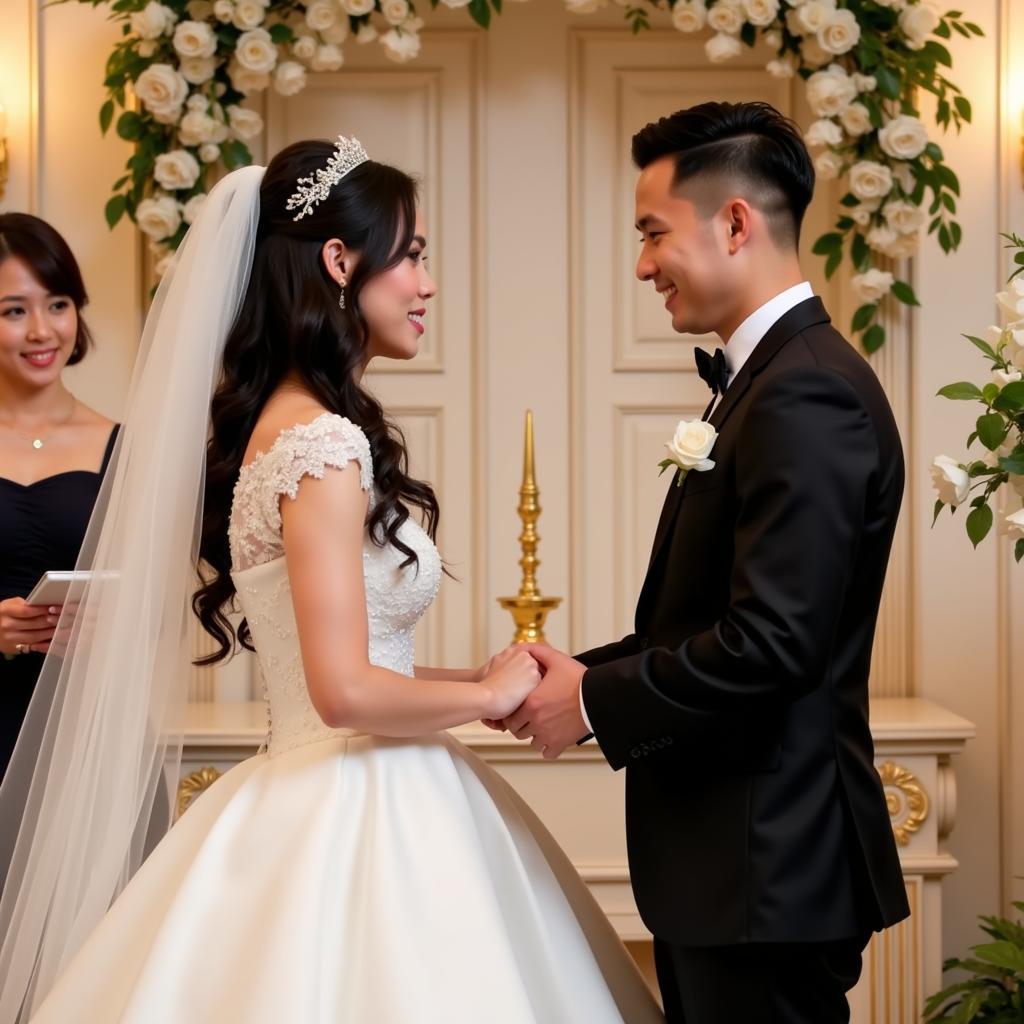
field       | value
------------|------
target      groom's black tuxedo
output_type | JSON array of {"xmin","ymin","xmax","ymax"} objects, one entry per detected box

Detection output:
[{"xmin": 578, "ymin": 297, "xmax": 910, "ymax": 950}]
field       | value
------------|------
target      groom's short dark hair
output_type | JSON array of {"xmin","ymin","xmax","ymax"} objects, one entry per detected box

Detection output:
[{"xmin": 632, "ymin": 101, "xmax": 814, "ymax": 250}]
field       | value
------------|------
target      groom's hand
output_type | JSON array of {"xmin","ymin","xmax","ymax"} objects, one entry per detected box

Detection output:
[{"xmin": 502, "ymin": 644, "xmax": 587, "ymax": 760}]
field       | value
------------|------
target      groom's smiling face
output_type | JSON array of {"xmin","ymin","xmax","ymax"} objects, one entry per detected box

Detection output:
[{"xmin": 634, "ymin": 156, "xmax": 734, "ymax": 338}]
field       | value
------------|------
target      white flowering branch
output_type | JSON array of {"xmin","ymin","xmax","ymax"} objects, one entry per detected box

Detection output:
[
  {"xmin": 64, "ymin": 0, "xmax": 979, "ymax": 352},
  {"xmin": 931, "ymin": 234, "xmax": 1024, "ymax": 562}
]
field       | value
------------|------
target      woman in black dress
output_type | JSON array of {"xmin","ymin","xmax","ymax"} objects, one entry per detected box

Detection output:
[{"xmin": 0, "ymin": 213, "xmax": 119, "ymax": 780}]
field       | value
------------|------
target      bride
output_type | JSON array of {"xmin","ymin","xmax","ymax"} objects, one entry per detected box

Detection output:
[{"xmin": 0, "ymin": 137, "xmax": 663, "ymax": 1022}]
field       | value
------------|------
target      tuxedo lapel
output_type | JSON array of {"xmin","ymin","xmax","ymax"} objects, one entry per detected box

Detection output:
[{"xmin": 635, "ymin": 297, "xmax": 832, "ymax": 627}]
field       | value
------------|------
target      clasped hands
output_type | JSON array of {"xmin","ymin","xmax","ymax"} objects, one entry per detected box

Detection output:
[{"xmin": 478, "ymin": 643, "xmax": 589, "ymax": 760}]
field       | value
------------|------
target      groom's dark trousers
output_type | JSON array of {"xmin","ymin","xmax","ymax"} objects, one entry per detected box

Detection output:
[{"xmin": 577, "ymin": 298, "xmax": 910, "ymax": 1023}]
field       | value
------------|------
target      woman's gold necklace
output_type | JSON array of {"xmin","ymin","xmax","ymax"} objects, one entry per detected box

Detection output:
[{"xmin": 0, "ymin": 398, "xmax": 77, "ymax": 450}]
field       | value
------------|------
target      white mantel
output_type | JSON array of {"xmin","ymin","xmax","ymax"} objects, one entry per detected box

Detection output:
[{"xmin": 178, "ymin": 696, "xmax": 974, "ymax": 1021}]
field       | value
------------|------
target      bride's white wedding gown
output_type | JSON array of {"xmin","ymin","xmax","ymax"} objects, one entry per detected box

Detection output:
[{"xmin": 33, "ymin": 414, "xmax": 662, "ymax": 1023}]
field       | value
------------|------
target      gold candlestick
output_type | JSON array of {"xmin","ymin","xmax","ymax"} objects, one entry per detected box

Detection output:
[{"xmin": 498, "ymin": 410, "xmax": 562, "ymax": 644}]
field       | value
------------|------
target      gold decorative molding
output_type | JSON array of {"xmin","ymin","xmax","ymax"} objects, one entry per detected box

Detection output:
[
  {"xmin": 878, "ymin": 760, "xmax": 930, "ymax": 846},
  {"xmin": 176, "ymin": 765, "xmax": 221, "ymax": 819}
]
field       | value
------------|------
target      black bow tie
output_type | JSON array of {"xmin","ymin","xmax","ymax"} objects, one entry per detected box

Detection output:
[{"xmin": 695, "ymin": 346, "xmax": 729, "ymax": 396}]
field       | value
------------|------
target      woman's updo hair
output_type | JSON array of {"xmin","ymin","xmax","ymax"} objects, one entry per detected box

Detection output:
[
  {"xmin": 0, "ymin": 213, "xmax": 95, "ymax": 364},
  {"xmin": 194, "ymin": 140, "xmax": 441, "ymax": 663}
]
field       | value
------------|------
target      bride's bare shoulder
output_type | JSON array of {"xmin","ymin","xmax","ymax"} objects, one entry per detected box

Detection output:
[{"xmin": 243, "ymin": 392, "xmax": 332, "ymax": 467}]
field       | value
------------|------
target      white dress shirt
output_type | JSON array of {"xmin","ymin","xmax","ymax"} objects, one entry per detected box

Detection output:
[{"xmin": 578, "ymin": 281, "xmax": 815, "ymax": 736}]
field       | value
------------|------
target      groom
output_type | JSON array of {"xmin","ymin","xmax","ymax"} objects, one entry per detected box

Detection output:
[{"xmin": 501, "ymin": 101, "xmax": 910, "ymax": 1022}]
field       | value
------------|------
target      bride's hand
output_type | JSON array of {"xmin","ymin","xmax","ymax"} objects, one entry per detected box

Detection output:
[{"xmin": 480, "ymin": 649, "xmax": 542, "ymax": 722}]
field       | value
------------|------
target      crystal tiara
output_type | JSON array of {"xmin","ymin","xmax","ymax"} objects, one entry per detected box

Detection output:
[{"xmin": 286, "ymin": 135, "xmax": 370, "ymax": 222}]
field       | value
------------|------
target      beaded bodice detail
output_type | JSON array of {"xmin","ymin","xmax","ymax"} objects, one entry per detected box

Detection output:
[{"xmin": 228, "ymin": 414, "xmax": 442, "ymax": 755}]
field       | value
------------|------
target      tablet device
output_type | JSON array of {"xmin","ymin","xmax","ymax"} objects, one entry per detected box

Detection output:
[{"xmin": 25, "ymin": 571, "xmax": 117, "ymax": 606}]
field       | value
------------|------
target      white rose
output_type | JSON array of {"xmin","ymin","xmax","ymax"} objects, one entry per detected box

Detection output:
[
  {"xmin": 665, "ymin": 419, "xmax": 717, "ymax": 472},
  {"xmin": 804, "ymin": 118, "xmax": 843, "ymax": 148},
  {"xmin": 199, "ymin": 142, "xmax": 221, "ymax": 163},
  {"xmin": 186, "ymin": 93, "xmax": 208, "ymax": 112},
  {"xmin": 814, "ymin": 150, "xmax": 843, "ymax": 180},
  {"xmin": 1004, "ymin": 508, "xmax": 1024, "ymax": 540},
  {"xmin": 273, "ymin": 60, "xmax": 307, "ymax": 96},
  {"xmin": 671, "ymin": 0, "xmax": 707, "ymax": 33},
  {"xmin": 292, "ymin": 34, "xmax": 317, "ymax": 60},
  {"xmin": 851, "ymin": 268, "xmax": 894, "ymax": 303},
  {"xmin": 743, "ymin": 0, "xmax": 779, "ymax": 27},
  {"xmin": 882, "ymin": 198, "xmax": 926, "ymax": 234},
  {"xmin": 707, "ymin": 0, "xmax": 744, "ymax": 34},
  {"xmin": 884, "ymin": 232, "xmax": 920, "ymax": 258},
  {"xmin": 321, "ymin": 20, "xmax": 350, "ymax": 43},
  {"xmin": 304, "ymin": 0, "xmax": 338, "ymax": 30},
  {"xmin": 994, "ymin": 367, "xmax": 1023, "ymax": 387},
  {"xmin": 899, "ymin": 3, "xmax": 940, "ymax": 45},
  {"xmin": 931, "ymin": 455, "xmax": 970, "ymax": 507},
  {"xmin": 762, "ymin": 28, "xmax": 782, "ymax": 48},
  {"xmin": 228, "ymin": 60, "xmax": 270, "ymax": 94},
  {"xmin": 356, "ymin": 24, "xmax": 378, "ymax": 43},
  {"xmin": 182, "ymin": 193, "xmax": 208, "ymax": 224},
  {"xmin": 565, "ymin": 0, "xmax": 606, "ymax": 11},
  {"xmin": 176, "ymin": 109, "xmax": 217, "ymax": 146},
  {"xmin": 878, "ymin": 114, "xmax": 928, "ymax": 161},
  {"xmin": 227, "ymin": 104, "xmax": 264, "ymax": 139},
  {"xmin": 818, "ymin": 8, "xmax": 860, "ymax": 54},
  {"xmin": 851, "ymin": 207, "xmax": 873, "ymax": 227},
  {"xmin": 891, "ymin": 161, "xmax": 916, "ymax": 193},
  {"xmin": 800, "ymin": 35, "xmax": 832, "ymax": 67},
  {"xmin": 137, "ymin": 40, "xmax": 158, "ymax": 58},
  {"xmin": 380, "ymin": 27, "xmax": 421, "ymax": 62},
  {"xmin": 310, "ymin": 44, "xmax": 344, "ymax": 71},
  {"xmin": 172, "ymin": 20, "xmax": 217, "ymax": 58},
  {"xmin": 342, "ymin": 0, "xmax": 376, "ymax": 14},
  {"xmin": 213, "ymin": 0, "xmax": 233, "ymax": 22},
  {"xmin": 232, "ymin": 0, "xmax": 267, "ymax": 29},
  {"xmin": 794, "ymin": 0, "xmax": 837, "ymax": 35},
  {"xmin": 840, "ymin": 102, "xmax": 872, "ymax": 136},
  {"xmin": 852, "ymin": 72, "xmax": 877, "ymax": 93},
  {"xmin": 849, "ymin": 159, "xmax": 894, "ymax": 201},
  {"xmin": 154, "ymin": 149, "xmax": 202, "ymax": 191},
  {"xmin": 866, "ymin": 224, "xmax": 898, "ymax": 253},
  {"xmin": 180, "ymin": 56, "xmax": 217, "ymax": 84},
  {"xmin": 766, "ymin": 56, "xmax": 796, "ymax": 78},
  {"xmin": 805, "ymin": 65, "xmax": 857, "ymax": 117},
  {"xmin": 131, "ymin": 2, "xmax": 176, "ymax": 40},
  {"xmin": 135, "ymin": 63, "xmax": 189, "ymax": 120},
  {"xmin": 997, "ymin": 285, "xmax": 1024, "ymax": 321},
  {"xmin": 383, "ymin": 0, "xmax": 410, "ymax": 23},
  {"xmin": 236, "ymin": 28, "xmax": 278, "ymax": 73},
  {"xmin": 705, "ymin": 31, "xmax": 743, "ymax": 62},
  {"xmin": 136, "ymin": 196, "xmax": 182, "ymax": 240}
]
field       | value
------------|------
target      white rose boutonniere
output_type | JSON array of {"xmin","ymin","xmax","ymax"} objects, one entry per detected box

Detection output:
[{"xmin": 659, "ymin": 419, "xmax": 717, "ymax": 487}]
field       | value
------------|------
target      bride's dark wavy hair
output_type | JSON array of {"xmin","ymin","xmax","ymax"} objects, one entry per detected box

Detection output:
[{"xmin": 193, "ymin": 140, "xmax": 440, "ymax": 664}]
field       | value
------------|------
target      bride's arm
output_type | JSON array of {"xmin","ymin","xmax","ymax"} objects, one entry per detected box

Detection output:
[
  {"xmin": 414, "ymin": 665, "xmax": 483, "ymax": 683},
  {"xmin": 283, "ymin": 462, "xmax": 537, "ymax": 736}
]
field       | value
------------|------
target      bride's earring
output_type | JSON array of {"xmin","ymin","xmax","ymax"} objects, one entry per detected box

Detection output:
[{"xmin": 339, "ymin": 286, "xmax": 346, "ymax": 311}]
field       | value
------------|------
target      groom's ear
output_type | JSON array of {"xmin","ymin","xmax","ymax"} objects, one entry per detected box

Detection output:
[
  {"xmin": 320, "ymin": 238, "xmax": 352, "ymax": 287},
  {"xmin": 724, "ymin": 198, "xmax": 754, "ymax": 255}
]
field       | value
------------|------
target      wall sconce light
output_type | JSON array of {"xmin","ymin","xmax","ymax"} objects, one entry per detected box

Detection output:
[{"xmin": 0, "ymin": 104, "xmax": 8, "ymax": 202}]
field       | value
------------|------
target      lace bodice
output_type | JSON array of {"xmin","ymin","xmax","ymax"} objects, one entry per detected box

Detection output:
[{"xmin": 228, "ymin": 414, "xmax": 443, "ymax": 755}]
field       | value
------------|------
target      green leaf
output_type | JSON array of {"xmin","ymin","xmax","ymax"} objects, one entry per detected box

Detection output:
[
  {"xmin": 973, "ymin": 940, "xmax": 1024, "ymax": 973},
  {"xmin": 852, "ymin": 303, "xmax": 878, "ymax": 332},
  {"xmin": 925, "ymin": 141, "xmax": 944, "ymax": 161},
  {"xmin": 937, "ymin": 382, "xmax": 983, "ymax": 401},
  {"xmin": 982, "ymin": 383, "xmax": 1000, "ymax": 405},
  {"xmin": 863, "ymin": 324, "xmax": 885, "ymax": 353},
  {"xmin": 993, "ymin": 381, "xmax": 1024, "ymax": 412},
  {"xmin": 950, "ymin": 221, "xmax": 963, "ymax": 250},
  {"xmin": 875, "ymin": 65, "xmax": 901, "ymax": 100},
  {"xmin": 740, "ymin": 21, "xmax": 756, "ymax": 47},
  {"xmin": 812, "ymin": 232, "xmax": 844, "ymax": 255},
  {"xmin": 268, "ymin": 22, "xmax": 294, "ymax": 44},
  {"xmin": 942, "ymin": 192, "xmax": 957, "ymax": 213},
  {"xmin": 966, "ymin": 334, "xmax": 998, "ymax": 360},
  {"xmin": 467, "ymin": 0, "xmax": 491, "ymax": 28},
  {"xmin": 116, "ymin": 110, "xmax": 143, "ymax": 141},
  {"xmin": 891, "ymin": 280, "xmax": 921, "ymax": 306},
  {"xmin": 965, "ymin": 21, "xmax": 984, "ymax": 36},
  {"xmin": 1016, "ymin": 538, "xmax": 1024, "ymax": 563},
  {"xmin": 851, "ymin": 233, "xmax": 870, "ymax": 271},
  {"xmin": 966, "ymin": 503, "xmax": 993, "ymax": 548},
  {"xmin": 840, "ymin": 192, "xmax": 860, "ymax": 208},
  {"xmin": 936, "ymin": 164, "xmax": 961, "ymax": 195},
  {"xmin": 999, "ymin": 453, "xmax": 1024, "ymax": 475},
  {"xmin": 922, "ymin": 40, "xmax": 953, "ymax": 66},
  {"xmin": 104, "ymin": 193, "xmax": 127, "ymax": 229},
  {"xmin": 99, "ymin": 98, "xmax": 115, "ymax": 135},
  {"xmin": 977, "ymin": 413, "xmax": 1008, "ymax": 450},
  {"xmin": 932, "ymin": 498, "xmax": 945, "ymax": 526},
  {"xmin": 824, "ymin": 248, "xmax": 843, "ymax": 280},
  {"xmin": 953, "ymin": 95, "xmax": 972, "ymax": 122}
]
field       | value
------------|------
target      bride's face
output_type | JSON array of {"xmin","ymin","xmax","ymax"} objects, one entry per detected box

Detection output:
[{"xmin": 360, "ymin": 209, "xmax": 436, "ymax": 363}]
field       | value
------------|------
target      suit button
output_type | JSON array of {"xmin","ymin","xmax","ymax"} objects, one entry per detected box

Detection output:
[
  {"xmin": 665, "ymin": 737, "xmax": 674, "ymax": 747},
  {"xmin": 630, "ymin": 748, "xmax": 641, "ymax": 759},
  {"xmin": 639, "ymin": 638, "xmax": 649, "ymax": 649}
]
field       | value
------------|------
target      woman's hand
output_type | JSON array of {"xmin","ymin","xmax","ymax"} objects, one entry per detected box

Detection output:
[
  {"xmin": 0, "ymin": 598, "xmax": 60, "ymax": 656},
  {"xmin": 480, "ymin": 648, "xmax": 542, "ymax": 722}
]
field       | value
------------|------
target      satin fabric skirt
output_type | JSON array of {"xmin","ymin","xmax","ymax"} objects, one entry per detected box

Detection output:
[{"xmin": 33, "ymin": 732, "xmax": 663, "ymax": 1023}]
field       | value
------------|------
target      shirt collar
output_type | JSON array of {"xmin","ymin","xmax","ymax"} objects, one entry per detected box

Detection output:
[{"xmin": 723, "ymin": 281, "xmax": 814, "ymax": 382}]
